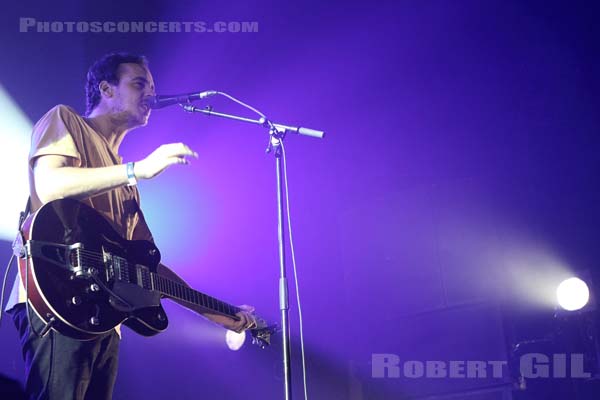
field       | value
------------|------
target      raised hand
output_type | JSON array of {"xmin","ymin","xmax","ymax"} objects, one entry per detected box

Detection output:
[{"xmin": 135, "ymin": 143, "xmax": 198, "ymax": 180}]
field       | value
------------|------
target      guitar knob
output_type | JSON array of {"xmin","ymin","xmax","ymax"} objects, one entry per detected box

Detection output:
[
  {"xmin": 89, "ymin": 316, "xmax": 100, "ymax": 326},
  {"xmin": 71, "ymin": 296, "xmax": 82, "ymax": 305},
  {"xmin": 89, "ymin": 283, "xmax": 100, "ymax": 292}
]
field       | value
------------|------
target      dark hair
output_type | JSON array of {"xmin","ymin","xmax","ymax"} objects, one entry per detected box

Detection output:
[{"xmin": 85, "ymin": 52, "xmax": 148, "ymax": 116}]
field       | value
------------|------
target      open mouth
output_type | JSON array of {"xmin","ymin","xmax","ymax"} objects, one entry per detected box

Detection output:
[{"xmin": 140, "ymin": 104, "xmax": 150, "ymax": 115}]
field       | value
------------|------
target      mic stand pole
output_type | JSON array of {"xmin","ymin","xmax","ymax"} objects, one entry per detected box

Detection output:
[
  {"xmin": 182, "ymin": 104, "xmax": 324, "ymax": 400},
  {"xmin": 271, "ymin": 129, "xmax": 293, "ymax": 400}
]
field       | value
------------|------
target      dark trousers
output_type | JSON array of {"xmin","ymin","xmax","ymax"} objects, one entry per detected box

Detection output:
[{"xmin": 10, "ymin": 304, "xmax": 120, "ymax": 400}]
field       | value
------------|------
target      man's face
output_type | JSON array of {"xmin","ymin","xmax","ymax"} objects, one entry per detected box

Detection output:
[{"xmin": 109, "ymin": 63, "xmax": 156, "ymax": 127}]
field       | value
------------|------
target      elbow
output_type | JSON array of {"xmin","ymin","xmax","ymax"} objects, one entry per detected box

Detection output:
[
  {"xmin": 34, "ymin": 170, "xmax": 64, "ymax": 205},
  {"xmin": 37, "ymin": 191, "xmax": 63, "ymax": 205},
  {"xmin": 36, "ymin": 185, "xmax": 63, "ymax": 205}
]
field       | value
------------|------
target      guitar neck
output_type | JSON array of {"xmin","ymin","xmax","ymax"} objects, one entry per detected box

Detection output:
[{"xmin": 150, "ymin": 272, "xmax": 241, "ymax": 319}]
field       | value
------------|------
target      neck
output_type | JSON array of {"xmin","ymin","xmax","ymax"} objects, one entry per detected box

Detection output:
[{"xmin": 85, "ymin": 107, "xmax": 131, "ymax": 151}]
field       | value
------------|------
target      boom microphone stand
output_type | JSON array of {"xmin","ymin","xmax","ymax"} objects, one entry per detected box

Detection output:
[{"xmin": 181, "ymin": 101, "xmax": 325, "ymax": 400}]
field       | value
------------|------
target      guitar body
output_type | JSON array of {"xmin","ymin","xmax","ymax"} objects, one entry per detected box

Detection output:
[
  {"xmin": 17, "ymin": 198, "xmax": 275, "ymax": 346},
  {"xmin": 19, "ymin": 198, "xmax": 168, "ymax": 340}
]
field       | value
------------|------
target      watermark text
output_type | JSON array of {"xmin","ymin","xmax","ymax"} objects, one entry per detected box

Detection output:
[
  {"xmin": 372, "ymin": 353, "xmax": 593, "ymax": 379},
  {"xmin": 19, "ymin": 18, "xmax": 259, "ymax": 34}
]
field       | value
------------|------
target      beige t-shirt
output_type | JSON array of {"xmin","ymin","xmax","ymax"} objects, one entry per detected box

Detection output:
[{"xmin": 5, "ymin": 105, "xmax": 154, "ymax": 321}]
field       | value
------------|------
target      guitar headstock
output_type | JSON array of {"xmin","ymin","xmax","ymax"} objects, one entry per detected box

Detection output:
[{"xmin": 250, "ymin": 317, "xmax": 278, "ymax": 349}]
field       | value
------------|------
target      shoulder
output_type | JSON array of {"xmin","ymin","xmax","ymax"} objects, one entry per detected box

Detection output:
[
  {"xmin": 40, "ymin": 104, "xmax": 81, "ymax": 121},
  {"xmin": 29, "ymin": 105, "xmax": 83, "ymax": 164},
  {"xmin": 32, "ymin": 104, "xmax": 83, "ymax": 134}
]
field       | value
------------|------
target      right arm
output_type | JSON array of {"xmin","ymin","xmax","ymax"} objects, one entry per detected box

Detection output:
[{"xmin": 34, "ymin": 143, "xmax": 198, "ymax": 203}]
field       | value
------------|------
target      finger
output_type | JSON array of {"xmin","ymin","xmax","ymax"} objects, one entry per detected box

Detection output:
[
  {"xmin": 248, "ymin": 314, "xmax": 257, "ymax": 329},
  {"xmin": 183, "ymin": 144, "xmax": 198, "ymax": 157},
  {"xmin": 171, "ymin": 143, "xmax": 198, "ymax": 158},
  {"xmin": 178, "ymin": 143, "xmax": 197, "ymax": 158},
  {"xmin": 241, "ymin": 316, "xmax": 251, "ymax": 330},
  {"xmin": 167, "ymin": 157, "xmax": 190, "ymax": 166},
  {"xmin": 239, "ymin": 304, "xmax": 255, "ymax": 313},
  {"xmin": 237, "ymin": 305, "xmax": 256, "ymax": 329},
  {"xmin": 233, "ymin": 320, "xmax": 244, "ymax": 334},
  {"xmin": 236, "ymin": 315, "xmax": 249, "ymax": 332},
  {"xmin": 237, "ymin": 311, "xmax": 255, "ymax": 331},
  {"xmin": 171, "ymin": 150, "xmax": 197, "ymax": 159},
  {"xmin": 243, "ymin": 312, "xmax": 256, "ymax": 330}
]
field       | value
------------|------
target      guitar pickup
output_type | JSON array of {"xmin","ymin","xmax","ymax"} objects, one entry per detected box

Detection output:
[
  {"xmin": 102, "ymin": 247, "xmax": 115, "ymax": 281},
  {"xmin": 135, "ymin": 265, "xmax": 152, "ymax": 289}
]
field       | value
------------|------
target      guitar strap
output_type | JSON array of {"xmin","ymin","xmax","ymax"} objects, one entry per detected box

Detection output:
[
  {"xmin": 20, "ymin": 196, "xmax": 32, "ymax": 230},
  {"xmin": 12, "ymin": 197, "xmax": 31, "ymax": 258},
  {"xmin": 0, "ymin": 197, "xmax": 31, "ymax": 327},
  {"xmin": 18, "ymin": 196, "xmax": 57, "ymax": 337}
]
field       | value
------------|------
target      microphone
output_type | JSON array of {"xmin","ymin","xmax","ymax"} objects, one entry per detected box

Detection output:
[{"xmin": 145, "ymin": 91, "xmax": 218, "ymax": 109}]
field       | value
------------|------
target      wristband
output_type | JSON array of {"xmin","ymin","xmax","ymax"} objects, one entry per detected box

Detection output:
[{"xmin": 126, "ymin": 162, "xmax": 137, "ymax": 186}]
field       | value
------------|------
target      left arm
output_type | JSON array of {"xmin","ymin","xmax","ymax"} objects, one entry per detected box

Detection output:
[
  {"xmin": 156, "ymin": 263, "xmax": 256, "ymax": 333},
  {"xmin": 130, "ymin": 199, "xmax": 255, "ymax": 332}
]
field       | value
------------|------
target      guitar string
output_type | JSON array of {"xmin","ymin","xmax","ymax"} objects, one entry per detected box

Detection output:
[
  {"xmin": 71, "ymin": 251, "xmax": 239, "ymax": 316},
  {"xmin": 70, "ymin": 251, "xmax": 240, "ymax": 318}
]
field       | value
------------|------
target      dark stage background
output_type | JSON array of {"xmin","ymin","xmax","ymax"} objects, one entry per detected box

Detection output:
[{"xmin": 1, "ymin": 1, "xmax": 600, "ymax": 399}]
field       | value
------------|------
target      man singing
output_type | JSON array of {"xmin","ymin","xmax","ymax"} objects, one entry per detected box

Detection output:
[{"xmin": 4, "ymin": 52, "xmax": 256, "ymax": 400}]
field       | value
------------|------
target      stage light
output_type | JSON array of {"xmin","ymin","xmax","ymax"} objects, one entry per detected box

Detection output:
[
  {"xmin": 0, "ymin": 84, "xmax": 31, "ymax": 240},
  {"xmin": 556, "ymin": 277, "xmax": 589, "ymax": 311},
  {"xmin": 225, "ymin": 329, "xmax": 246, "ymax": 351}
]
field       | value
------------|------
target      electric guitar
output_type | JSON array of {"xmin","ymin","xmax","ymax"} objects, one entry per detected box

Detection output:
[{"xmin": 17, "ymin": 198, "xmax": 275, "ymax": 347}]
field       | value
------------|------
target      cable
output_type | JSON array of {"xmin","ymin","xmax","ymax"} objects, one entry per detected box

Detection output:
[
  {"xmin": 25, "ymin": 253, "xmax": 43, "ymax": 338},
  {"xmin": 211, "ymin": 91, "xmax": 309, "ymax": 399},
  {"xmin": 281, "ymin": 141, "xmax": 309, "ymax": 400},
  {"xmin": 213, "ymin": 91, "xmax": 278, "ymax": 132},
  {"xmin": 214, "ymin": 91, "xmax": 269, "ymax": 120},
  {"xmin": 0, "ymin": 253, "xmax": 16, "ymax": 328}
]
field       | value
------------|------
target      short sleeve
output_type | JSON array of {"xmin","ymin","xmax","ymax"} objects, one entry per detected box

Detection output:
[
  {"xmin": 131, "ymin": 190, "xmax": 155, "ymax": 243},
  {"xmin": 132, "ymin": 208, "xmax": 155, "ymax": 243},
  {"xmin": 29, "ymin": 105, "xmax": 81, "ymax": 168}
]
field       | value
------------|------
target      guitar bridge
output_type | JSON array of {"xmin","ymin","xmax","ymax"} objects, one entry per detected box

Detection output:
[{"xmin": 69, "ymin": 244, "xmax": 86, "ymax": 277}]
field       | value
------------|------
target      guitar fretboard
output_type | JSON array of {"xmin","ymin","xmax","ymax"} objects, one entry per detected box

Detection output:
[
  {"xmin": 151, "ymin": 272, "xmax": 241, "ymax": 319},
  {"xmin": 105, "ymin": 252, "xmax": 241, "ymax": 319}
]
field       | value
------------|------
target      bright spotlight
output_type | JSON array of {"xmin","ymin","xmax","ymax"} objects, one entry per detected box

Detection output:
[
  {"xmin": 556, "ymin": 277, "xmax": 590, "ymax": 311},
  {"xmin": 0, "ymin": 84, "xmax": 31, "ymax": 240},
  {"xmin": 225, "ymin": 329, "xmax": 246, "ymax": 351}
]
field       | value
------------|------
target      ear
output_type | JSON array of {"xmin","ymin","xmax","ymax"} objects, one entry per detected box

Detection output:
[{"xmin": 98, "ymin": 80, "xmax": 114, "ymax": 99}]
